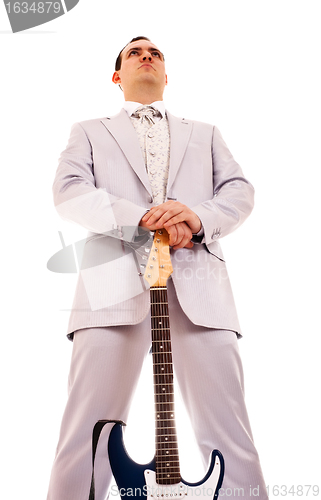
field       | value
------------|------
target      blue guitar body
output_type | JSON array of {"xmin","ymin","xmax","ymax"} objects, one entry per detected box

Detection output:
[{"xmin": 108, "ymin": 422, "xmax": 225, "ymax": 500}]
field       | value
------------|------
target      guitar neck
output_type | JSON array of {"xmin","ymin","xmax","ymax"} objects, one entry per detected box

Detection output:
[{"xmin": 150, "ymin": 285, "xmax": 181, "ymax": 485}]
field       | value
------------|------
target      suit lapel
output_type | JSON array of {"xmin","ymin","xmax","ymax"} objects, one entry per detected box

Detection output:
[
  {"xmin": 100, "ymin": 109, "xmax": 193, "ymax": 200},
  {"xmin": 166, "ymin": 112, "xmax": 193, "ymax": 194},
  {"xmin": 100, "ymin": 110, "xmax": 152, "ymax": 196}
]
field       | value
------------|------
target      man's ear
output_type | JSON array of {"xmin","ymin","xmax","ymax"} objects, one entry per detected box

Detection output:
[
  {"xmin": 112, "ymin": 71, "xmax": 121, "ymax": 85},
  {"xmin": 165, "ymin": 74, "xmax": 168, "ymax": 85}
]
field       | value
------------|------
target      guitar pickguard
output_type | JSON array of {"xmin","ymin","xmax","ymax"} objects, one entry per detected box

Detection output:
[
  {"xmin": 108, "ymin": 422, "xmax": 224, "ymax": 500},
  {"xmin": 144, "ymin": 453, "xmax": 223, "ymax": 499}
]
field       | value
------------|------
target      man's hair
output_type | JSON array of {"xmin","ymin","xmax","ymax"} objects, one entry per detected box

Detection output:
[{"xmin": 115, "ymin": 36, "xmax": 151, "ymax": 71}]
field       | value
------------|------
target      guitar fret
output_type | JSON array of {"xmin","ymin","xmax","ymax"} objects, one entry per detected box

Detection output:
[
  {"xmin": 157, "ymin": 466, "xmax": 180, "ymax": 474},
  {"xmin": 156, "ymin": 433, "xmax": 178, "ymax": 438},
  {"xmin": 155, "ymin": 460, "xmax": 180, "ymax": 464},
  {"xmin": 156, "ymin": 426, "xmax": 177, "ymax": 430},
  {"xmin": 156, "ymin": 431, "xmax": 178, "ymax": 437},
  {"xmin": 157, "ymin": 468, "xmax": 180, "ymax": 473},
  {"xmin": 156, "ymin": 441, "xmax": 178, "ymax": 445},
  {"xmin": 156, "ymin": 448, "xmax": 178, "ymax": 455},
  {"xmin": 156, "ymin": 438, "xmax": 178, "ymax": 442},
  {"xmin": 156, "ymin": 445, "xmax": 179, "ymax": 448}
]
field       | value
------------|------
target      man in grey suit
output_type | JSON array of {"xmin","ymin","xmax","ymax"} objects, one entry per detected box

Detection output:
[{"xmin": 47, "ymin": 37, "xmax": 268, "ymax": 500}]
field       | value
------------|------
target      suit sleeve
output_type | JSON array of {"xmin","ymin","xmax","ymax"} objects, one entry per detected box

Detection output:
[
  {"xmin": 52, "ymin": 122, "xmax": 148, "ymax": 242},
  {"xmin": 191, "ymin": 126, "xmax": 255, "ymax": 246}
]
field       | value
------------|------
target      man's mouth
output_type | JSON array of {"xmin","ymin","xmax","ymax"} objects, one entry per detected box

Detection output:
[{"xmin": 139, "ymin": 64, "xmax": 155, "ymax": 70}]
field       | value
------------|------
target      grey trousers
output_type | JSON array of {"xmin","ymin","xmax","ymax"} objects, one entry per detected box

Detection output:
[{"xmin": 46, "ymin": 280, "xmax": 268, "ymax": 500}]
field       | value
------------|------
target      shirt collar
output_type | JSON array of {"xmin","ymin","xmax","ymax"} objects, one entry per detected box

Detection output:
[{"xmin": 123, "ymin": 101, "xmax": 166, "ymax": 118}]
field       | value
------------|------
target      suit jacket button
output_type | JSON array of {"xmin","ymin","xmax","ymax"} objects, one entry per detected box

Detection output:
[{"xmin": 148, "ymin": 196, "xmax": 153, "ymax": 203}]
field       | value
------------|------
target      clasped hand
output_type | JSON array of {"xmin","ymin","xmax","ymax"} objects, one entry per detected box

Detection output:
[{"xmin": 139, "ymin": 201, "xmax": 202, "ymax": 250}]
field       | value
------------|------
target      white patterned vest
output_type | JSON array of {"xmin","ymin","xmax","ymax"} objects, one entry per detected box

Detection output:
[{"xmin": 130, "ymin": 108, "xmax": 170, "ymax": 206}]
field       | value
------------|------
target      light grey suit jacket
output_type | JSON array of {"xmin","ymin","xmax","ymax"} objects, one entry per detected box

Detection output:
[{"xmin": 53, "ymin": 109, "xmax": 254, "ymax": 339}]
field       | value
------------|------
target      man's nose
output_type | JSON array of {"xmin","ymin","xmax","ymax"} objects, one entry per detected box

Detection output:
[{"xmin": 141, "ymin": 52, "xmax": 152, "ymax": 62}]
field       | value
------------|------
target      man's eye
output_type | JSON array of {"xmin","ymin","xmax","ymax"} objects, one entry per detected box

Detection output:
[
  {"xmin": 129, "ymin": 50, "xmax": 138, "ymax": 55},
  {"xmin": 152, "ymin": 52, "xmax": 160, "ymax": 58}
]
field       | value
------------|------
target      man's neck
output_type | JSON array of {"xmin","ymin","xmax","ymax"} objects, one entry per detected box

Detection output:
[{"xmin": 123, "ymin": 86, "xmax": 163, "ymax": 105}]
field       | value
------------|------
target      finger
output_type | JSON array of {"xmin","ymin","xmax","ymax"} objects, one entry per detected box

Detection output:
[
  {"xmin": 139, "ymin": 219, "xmax": 159, "ymax": 231},
  {"xmin": 180, "ymin": 225, "xmax": 193, "ymax": 248},
  {"xmin": 155, "ymin": 208, "xmax": 185, "ymax": 228},
  {"xmin": 174, "ymin": 222, "xmax": 186, "ymax": 246},
  {"xmin": 142, "ymin": 209, "xmax": 161, "ymax": 224},
  {"xmin": 170, "ymin": 222, "xmax": 192, "ymax": 249},
  {"xmin": 149, "ymin": 201, "xmax": 183, "ymax": 227},
  {"xmin": 167, "ymin": 224, "xmax": 178, "ymax": 246},
  {"xmin": 143, "ymin": 202, "xmax": 187, "ymax": 227},
  {"xmin": 144, "ymin": 207, "xmax": 170, "ymax": 226},
  {"xmin": 172, "ymin": 240, "xmax": 194, "ymax": 250},
  {"xmin": 163, "ymin": 212, "xmax": 187, "ymax": 228},
  {"xmin": 173, "ymin": 232, "xmax": 191, "ymax": 249},
  {"xmin": 161, "ymin": 204, "xmax": 195, "ymax": 229},
  {"xmin": 142, "ymin": 207, "xmax": 158, "ymax": 221},
  {"xmin": 142, "ymin": 201, "xmax": 174, "ymax": 218}
]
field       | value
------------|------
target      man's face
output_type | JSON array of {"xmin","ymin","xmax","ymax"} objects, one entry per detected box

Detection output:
[{"xmin": 112, "ymin": 39, "xmax": 167, "ymax": 96}]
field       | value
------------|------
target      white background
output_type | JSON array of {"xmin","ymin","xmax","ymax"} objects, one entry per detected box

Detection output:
[{"xmin": 1, "ymin": 1, "xmax": 320, "ymax": 498}]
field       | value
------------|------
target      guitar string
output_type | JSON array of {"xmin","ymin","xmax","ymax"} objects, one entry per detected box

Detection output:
[
  {"xmin": 152, "ymin": 282, "xmax": 180, "ymax": 482},
  {"xmin": 155, "ymin": 287, "xmax": 166, "ymax": 481},
  {"xmin": 160, "ymin": 286, "xmax": 167, "ymax": 481},
  {"xmin": 159, "ymin": 286, "xmax": 179, "ymax": 481},
  {"xmin": 164, "ymin": 286, "xmax": 180, "ymax": 481}
]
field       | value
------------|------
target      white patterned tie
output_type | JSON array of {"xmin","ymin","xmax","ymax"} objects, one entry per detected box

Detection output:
[
  {"xmin": 130, "ymin": 106, "xmax": 170, "ymax": 206},
  {"xmin": 132, "ymin": 105, "xmax": 162, "ymax": 125}
]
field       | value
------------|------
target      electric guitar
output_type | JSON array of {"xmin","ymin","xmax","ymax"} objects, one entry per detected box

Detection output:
[{"xmin": 89, "ymin": 230, "xmax": 224, "ymax": 500}]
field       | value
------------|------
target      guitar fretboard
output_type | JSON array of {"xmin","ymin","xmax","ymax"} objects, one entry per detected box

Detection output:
[{"xmin": 151, "ymin": 286, "xmax": 181, "ymax": 485}]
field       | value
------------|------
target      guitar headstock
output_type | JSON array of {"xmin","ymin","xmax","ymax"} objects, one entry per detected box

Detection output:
[{"xmin": 143, "ymin": 230, "xmax": 173, "ymax": 287}]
